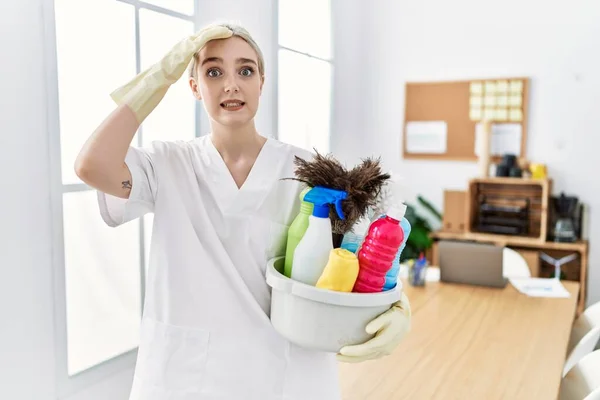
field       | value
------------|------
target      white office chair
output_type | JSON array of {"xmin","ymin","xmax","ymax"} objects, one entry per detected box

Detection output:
[
  {"xmin": 502, "ymin": 247, "xmax": 531, "ymax": 279},
  {"xmin": 563, "ymin": 326, "xmax": 600, "ymax": 377},
  {"xmin": 584, "ymin": 388, "xmax": 600, "ymax": 400},
  {"xmin": 559, "ymin": 350, "xmax": 600, "ymax": 400},
  {"xmin": 563, "ymin": 301, "xmax": 600, "ymax": 377},
  {"xmin": 569, "ymin": 302, "xmax": 600, "ymax": 352}
]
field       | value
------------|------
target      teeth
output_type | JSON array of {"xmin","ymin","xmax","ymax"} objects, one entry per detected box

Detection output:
[{"xmin": 224, "ymin": 102, "xmax": 242, "ymax": 107}]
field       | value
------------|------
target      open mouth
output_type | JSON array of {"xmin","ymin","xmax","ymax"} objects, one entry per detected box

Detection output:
[{"xmin": 220, "ymin": 101, "xmax": 245, "ymax": 111}]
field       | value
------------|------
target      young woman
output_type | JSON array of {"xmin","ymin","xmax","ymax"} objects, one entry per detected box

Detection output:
[{"xmin": 75, "ymin": 22, "xmax": 410, "ymax": 400}]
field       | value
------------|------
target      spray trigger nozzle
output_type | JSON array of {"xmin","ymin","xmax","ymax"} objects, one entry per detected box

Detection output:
[{"xmin": 303, "ymin": 186, "xmax": 348, "ymax": 220}]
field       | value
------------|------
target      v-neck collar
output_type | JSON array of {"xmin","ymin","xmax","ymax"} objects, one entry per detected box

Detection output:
[{"xmin": 205, "ymin": 135, "xmax": 276, "ymax": 215}]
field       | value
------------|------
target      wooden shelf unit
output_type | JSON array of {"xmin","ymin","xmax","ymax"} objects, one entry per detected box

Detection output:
[{"xmin": 467, "ymin": 178, "xmax": 552, "ymax": 243}]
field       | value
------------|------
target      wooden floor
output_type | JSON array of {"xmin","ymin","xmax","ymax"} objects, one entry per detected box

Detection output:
[{"xmin": 338, "ymin": 278, "xmax": 579, "ymax": 400}]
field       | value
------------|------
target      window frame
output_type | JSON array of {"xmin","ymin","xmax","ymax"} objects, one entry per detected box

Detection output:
[
  {"xmin": 43, "ymin": 0, "xmax": 201, "ymax": 397},
  {"xmin": 274, "ymin": 0, "xmax": 334, "ymax": 152}
]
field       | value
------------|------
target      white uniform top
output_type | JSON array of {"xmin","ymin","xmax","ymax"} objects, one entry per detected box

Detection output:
[{"xmin": 97, "ymin": 135, "xmax": 340, "ymax": 400}]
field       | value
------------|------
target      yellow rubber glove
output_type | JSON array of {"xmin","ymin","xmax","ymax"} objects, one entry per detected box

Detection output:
[
  {"xmin": 110, "ymin": 24, "xmax": 233, "ymax": 123},
  {"xmin": 336, "ymin": 292, "xmax": 411, "ymax": 363},
  {"xmin": 316, "ymin": 248, "xmax": 359, "ymax": 292}
]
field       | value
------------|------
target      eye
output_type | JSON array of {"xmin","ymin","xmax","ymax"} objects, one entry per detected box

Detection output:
[
  {"xmin": 239, "ymin": 67, "xmax": 254, "ymax": 77},
  {"xmin": 206, "ymin": 68, "xmax": 222, "ymax": 78}
]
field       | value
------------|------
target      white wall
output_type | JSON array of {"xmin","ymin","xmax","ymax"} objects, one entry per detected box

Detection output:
[
  {"xmin": 330, "ymin": 0, "xmax": 367, "ymax": 164},
  {"xmin": 355, "ymin": 0, "xmax": 600, "ymax": 306}
]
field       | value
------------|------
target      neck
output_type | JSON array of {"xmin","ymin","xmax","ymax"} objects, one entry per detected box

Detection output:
[{"xmin": 210, "ymin": 120, "xmax": 266, "ymax": 159}]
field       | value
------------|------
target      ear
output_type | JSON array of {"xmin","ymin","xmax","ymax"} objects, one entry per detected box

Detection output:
[
  {"xmin": 188, "ymin": 77, "xmax": 202, "ymax": 100},
  {"xmin": 259, "ymin": 75, "xmax": 265, "ymax": 95}
]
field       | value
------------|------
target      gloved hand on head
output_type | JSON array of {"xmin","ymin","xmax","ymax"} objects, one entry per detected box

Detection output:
[
  {"xmin": 111, "ymin": 24, "xmax": 233, "ymax": 123},
  {"xmin": 336, "ymin": 292, "xmax": 411, "ymax": 363}
]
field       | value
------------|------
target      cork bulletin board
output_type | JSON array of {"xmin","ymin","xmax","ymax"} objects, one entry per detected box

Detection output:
[{"xmin": 402, "ymin": 77, "xmax": 529, "ymax": 161}]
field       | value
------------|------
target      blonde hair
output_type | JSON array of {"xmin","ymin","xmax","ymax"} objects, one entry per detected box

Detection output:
[{"xmin": 188, "ymin": 22, "xmax": 265, "ymax": 79}]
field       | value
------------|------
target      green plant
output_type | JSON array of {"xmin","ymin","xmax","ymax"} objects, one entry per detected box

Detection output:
[{"xmin": 400, "ymin": 195, "xmax": 442, "ymax": 262}]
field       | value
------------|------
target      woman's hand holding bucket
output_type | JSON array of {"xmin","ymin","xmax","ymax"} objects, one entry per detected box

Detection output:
[{"xmin": 336, "ymin": 293, "xmax": 411, "ymax": 363}]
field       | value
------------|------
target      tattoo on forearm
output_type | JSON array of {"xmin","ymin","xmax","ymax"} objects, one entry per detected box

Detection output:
[{"xmin": 122, "ymin": 180, "xmax": 132, "ymax": 190}]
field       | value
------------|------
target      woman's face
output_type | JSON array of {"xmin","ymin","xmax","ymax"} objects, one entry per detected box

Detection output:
[{"xmin": 190, "ymin": 36, "xmax": 263, "ymax": 129}]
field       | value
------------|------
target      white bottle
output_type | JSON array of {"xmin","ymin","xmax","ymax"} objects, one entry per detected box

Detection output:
[{"xmin": 291, "ymin": 208, "xmax": 333, "ymax": 286}]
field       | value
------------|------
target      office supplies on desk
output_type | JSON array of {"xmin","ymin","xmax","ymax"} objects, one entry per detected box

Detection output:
[
  {"xmin": 399, "ymin": 265, "xmax": 440, "ymax": 282},
  {"xmin": 407, "ymin": 253, "xmax": 429, "ymax": 286},
  {"xmin": 509, "ymin": 277, "xmax": 570, "ymax": 298}
]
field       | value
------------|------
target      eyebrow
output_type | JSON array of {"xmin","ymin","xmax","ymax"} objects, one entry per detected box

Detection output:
[{"xmin": 200, "ymin": 57, "xmax": 258, "ymax": 67}]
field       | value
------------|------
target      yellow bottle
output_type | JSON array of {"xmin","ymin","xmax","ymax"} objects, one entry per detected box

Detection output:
[{"xmin": 315, "ymin": 248, "xmax": 359, "ymax": 292}]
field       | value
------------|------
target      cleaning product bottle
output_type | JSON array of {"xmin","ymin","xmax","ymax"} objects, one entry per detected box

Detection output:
[
  {"xmin": 383, "ymin": 215, "xmax": 411, "ymax": 291},
  {"xmin": 340, "ymin": 216, "xmax": 371, "ymax": 254},
  {"xmin": 315, "ymin": 248, "xmax": 360, "ymax": 292},
  {"xmin": 283, "ymin": 187, "xmax": 313, "ymax": 277},
  {"xmin": 353, "ymin": 205, "xmax": 407, "ymax": 293},
  {"xmin": 291, "ymin": 186, "xmax": 347, "ymax": 286}
]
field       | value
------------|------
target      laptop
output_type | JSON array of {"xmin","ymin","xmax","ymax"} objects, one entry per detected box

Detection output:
[{"xmin": 438, "ymin": 240, "xmax": 508, "ymax": 288}]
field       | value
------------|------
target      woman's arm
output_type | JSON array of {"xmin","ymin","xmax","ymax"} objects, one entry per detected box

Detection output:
[
  {"xmin": 74, "ymin": 105, "xmax": 138, "ymax": 199},
  {"xmin": 74, "ymin": 25, "xmax": 232, "ymax": 200}
]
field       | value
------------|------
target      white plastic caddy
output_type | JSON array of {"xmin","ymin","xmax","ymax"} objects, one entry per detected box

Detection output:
[{"xmin": 266, "ymin": 256, "xmax": 401, "ymax": 353}]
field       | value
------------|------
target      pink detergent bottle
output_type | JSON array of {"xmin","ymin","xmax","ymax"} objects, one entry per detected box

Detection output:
[{"xmin": 353, "ymin": 205, "xmax": 407, "ymax": 293}]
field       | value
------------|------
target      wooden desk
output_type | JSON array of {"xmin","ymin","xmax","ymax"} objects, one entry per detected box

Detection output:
[{"xmin": 339, "ymin": 279, "xmax": 579, "ymax": 400}]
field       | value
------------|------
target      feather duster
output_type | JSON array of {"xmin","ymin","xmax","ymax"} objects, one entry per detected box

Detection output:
[{"xmin": 286, "ymin": 149, "xmax": 390, "ymax": 246}]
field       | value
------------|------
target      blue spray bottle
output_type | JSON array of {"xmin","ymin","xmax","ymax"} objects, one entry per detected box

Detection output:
[
  {"xmin": 383, "ymin": 216, "xmax": 411, "ymax": 290},
  {"xmin": 340, "ymin": 216, "xmax": 371, "ymax": 254}
]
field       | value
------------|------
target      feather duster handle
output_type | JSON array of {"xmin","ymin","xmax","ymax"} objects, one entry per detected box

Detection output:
[{"xmin": 286, "ymin": 150, "xmax": 390, "ymax": 237}]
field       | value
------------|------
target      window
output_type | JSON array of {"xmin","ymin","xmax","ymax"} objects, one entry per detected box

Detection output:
[
  {"xmin": 277, "ymin": 0, "xmax": 333, "ymax": 153},
  {"xmin": 47, "ymin": 0, "xmax": 197, "ymax": 393}
]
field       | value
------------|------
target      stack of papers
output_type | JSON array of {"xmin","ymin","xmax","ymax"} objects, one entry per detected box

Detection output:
[{"xmin": 509, "ymin": 278, "xmax": 570, "ymax": 298}]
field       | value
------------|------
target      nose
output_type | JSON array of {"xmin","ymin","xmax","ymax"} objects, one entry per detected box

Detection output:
[{"xmin": 224, "ymin": 76, "xmax": 240, "ymax": 93}]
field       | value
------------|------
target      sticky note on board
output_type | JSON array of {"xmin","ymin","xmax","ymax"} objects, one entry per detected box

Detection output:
[
  {"xmin": 509, "ymin": 95, "xmax": 522, "ymax": 107},
  {"xmin": 495, "ymin": 108, "xmax": 508, "ymax": 121},
  {"xmin": 470, "ymin": 96, "xmax": 483, "ymax": 107},
  {"xmin": 510, "ymin": 80, "xmax": 523, "ymax": 93},
  {"xmin": 484, "ymin": 95, "xmax": 496, "ymax": 107},
  {"xmin": 485, "ymin": 81, "xmax": 497, "ymax": 94},
  {"xmin": 497, "ymin": 96, "xmax": 508, "ymax": 107},
  {"xmin": 496, "ymin": 80, "xmax": 509, "ymax": 93},
  {"xmin": 470, "ymin": 82, "xmax": 483, "ymax": 94},
  {"xmin": 470, "ymin": 107, "xmax": 482, "ymax": 121},
  {"xmin": 509, "ymin": 108, "xmax": 523, "ymax": 121}
]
